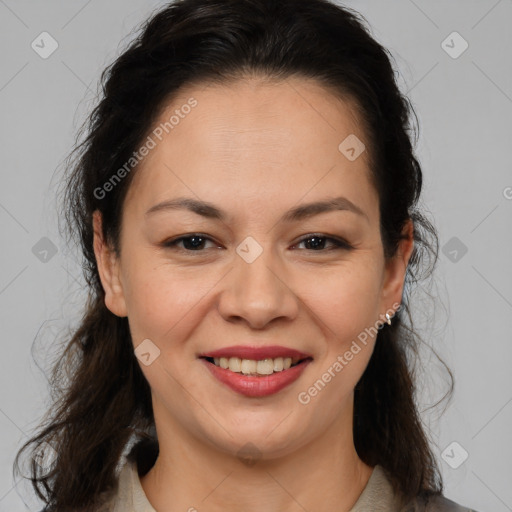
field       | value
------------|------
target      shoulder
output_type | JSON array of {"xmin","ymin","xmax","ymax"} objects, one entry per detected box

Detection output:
[
  {"xmin": 427, "ymin": 495, "xmax": 481, "ymax": 512},
  {"xmin": 403, "ymin": 494, "xmax": 482, "ymax": 512}
]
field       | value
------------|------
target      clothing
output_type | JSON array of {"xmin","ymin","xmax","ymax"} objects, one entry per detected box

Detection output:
[{"xmin": 107, "ymin": 457, "xmax": 480, "ymax": 512}]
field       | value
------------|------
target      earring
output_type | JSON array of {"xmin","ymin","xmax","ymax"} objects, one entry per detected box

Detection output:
[{"xmin": 385, "ymin": 312, "xmax": 392, "ymax": 325}]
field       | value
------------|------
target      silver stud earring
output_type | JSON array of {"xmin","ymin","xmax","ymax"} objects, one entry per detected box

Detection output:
[{"xmin": 385, "ymin": 313, "xmax": 392, "ymax": 325}]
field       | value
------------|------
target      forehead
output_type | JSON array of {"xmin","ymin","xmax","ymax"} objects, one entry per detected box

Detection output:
[{"xmin": 123, "ymin": 75, "xmax": 377, "ymax": 224}]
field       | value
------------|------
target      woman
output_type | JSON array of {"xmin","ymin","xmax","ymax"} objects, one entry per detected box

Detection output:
[{"xmin": 14, "ymin": 0, "xmax": 480, "ymax": 511}]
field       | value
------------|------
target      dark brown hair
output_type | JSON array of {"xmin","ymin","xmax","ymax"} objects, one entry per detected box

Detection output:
[{"xmin": 14, "ymin": 0, "xmax": 452, "ymax": 510}]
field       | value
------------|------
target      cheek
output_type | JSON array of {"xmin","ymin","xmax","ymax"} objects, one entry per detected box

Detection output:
[
  {"xmin": 303, "ymin": 260, "xmax": 383, "ymax": 343},
  {"xmin": 121, "ymin": 260, "xmax": 218, "ymax": 343},
  {"xmin": 301, "ymin": 264, "xmax": 381, "ymax": 405}
]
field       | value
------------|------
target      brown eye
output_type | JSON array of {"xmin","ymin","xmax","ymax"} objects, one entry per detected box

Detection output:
[
  {"xmin": 163, "ymin": 234, "xmax": 219, "ymax": 251},
  {"xmin": 294, "ymin": 234, "xmax": 353, "ymax": 251}
]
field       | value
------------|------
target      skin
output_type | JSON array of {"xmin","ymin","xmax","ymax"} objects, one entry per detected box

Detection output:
[{"xmin": 93, "ymin": 75, "xmax": 414, "ymax": 512}]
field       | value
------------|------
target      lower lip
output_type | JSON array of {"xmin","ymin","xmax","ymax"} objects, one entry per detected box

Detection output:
[{"xmin": 201, "ymin": 358, "xmax": 312, "ymax": 398}]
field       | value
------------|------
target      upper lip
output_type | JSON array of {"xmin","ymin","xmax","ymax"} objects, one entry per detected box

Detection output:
[{"xmin": 199, "ymin": 345, "xmax": 313, "ymax": 361}]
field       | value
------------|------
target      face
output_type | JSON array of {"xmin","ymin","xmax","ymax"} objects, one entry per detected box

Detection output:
[{"xmin": 93, "ymin": 75, "xmax": 413, "ymax": 460}]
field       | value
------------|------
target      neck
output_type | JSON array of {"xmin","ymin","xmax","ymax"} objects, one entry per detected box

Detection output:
[{"xmin": 140, "ymin": 402, "xmax": 374, "ymax": 512}]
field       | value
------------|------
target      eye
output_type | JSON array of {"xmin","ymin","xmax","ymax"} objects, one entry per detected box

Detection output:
[
  {"xmin": 161, "ymin": 233, "xmax": 354, "ymax": 253},
  {"xmin": 293, "ymin": 234, "xmax": 353, "ymax": 251},
  {"xmin": 162, "ymin": 234, "xmax": 220, "ymax": 252}
]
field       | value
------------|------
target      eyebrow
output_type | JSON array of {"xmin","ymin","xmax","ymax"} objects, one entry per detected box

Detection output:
[{"xmin": 145, "ymin": 196, "xmax": 368, "ymax": 223}]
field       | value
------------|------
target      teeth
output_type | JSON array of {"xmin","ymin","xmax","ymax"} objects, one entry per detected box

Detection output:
[
  {"xmin": 273, "ymin": 357, "xmax": 284, "ymax": 372},
  {"xmin": 257, "ymin": 359, "xmax": 274, "ymax": 375},
  {"xmin": 211, "ymin": 356, "xmax": 298, "ymax": 375},
  {"xmin": 241, "ymin": 359, "xmax": 257, "ymax": 375}
]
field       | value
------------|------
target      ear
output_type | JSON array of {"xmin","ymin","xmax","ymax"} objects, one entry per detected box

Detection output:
[
  {"xmin": 92, "ymin": 210, "xmax": 128, "ymax": 317},
  {"xmin": 379, "ymin": 219, "xmax": 414, "ymax": 320}
]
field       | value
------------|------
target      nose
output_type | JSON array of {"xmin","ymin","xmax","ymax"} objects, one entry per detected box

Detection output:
[{"xmin": 217, "ymin": 247, "xmax": 299, "ymax": 329}]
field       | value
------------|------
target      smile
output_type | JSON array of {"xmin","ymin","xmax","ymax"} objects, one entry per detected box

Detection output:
[
  {"xmin": 207, "ymin": 355, "xmax": 305, "ymax": 375},
  {"xmin": 200, "ymin": 355, "xmax": 313, "ymax": 397}
]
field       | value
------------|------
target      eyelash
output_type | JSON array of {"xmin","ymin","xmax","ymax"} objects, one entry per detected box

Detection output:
[{"xmin": 162, "ymin": 233, "xmax": 354, "ymax": 253}]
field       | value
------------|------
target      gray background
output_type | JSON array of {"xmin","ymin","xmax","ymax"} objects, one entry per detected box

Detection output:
[{"xmin": 0, "ymin": 0, "xmax": 511, "ymax": 510}]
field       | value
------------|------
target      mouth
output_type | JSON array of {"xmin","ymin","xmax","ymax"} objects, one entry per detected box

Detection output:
[
  {"xmin": 197, "ymin": 345, "xmax": 314, "ymax": 396},
  {"xmin": 199, "ymin": 353, "xmax": 314, "ymax": 398},
  {"xmin": 200, "ymin": 355, "xmax": 313, "ymax": 377}
]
